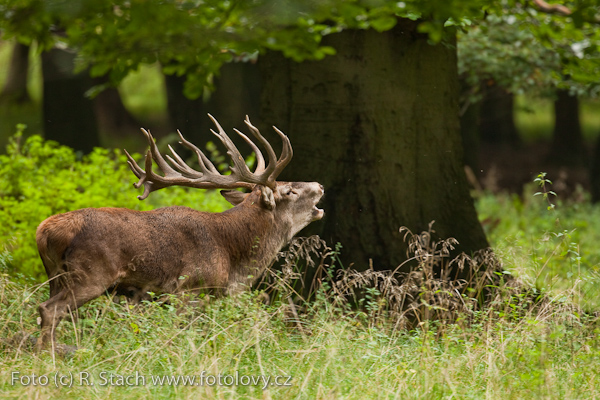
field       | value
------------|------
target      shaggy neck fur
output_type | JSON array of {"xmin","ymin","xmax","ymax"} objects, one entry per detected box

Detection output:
[{"xmin": 215, "ymin": 190, "xmax": 291, "ymax": 290}]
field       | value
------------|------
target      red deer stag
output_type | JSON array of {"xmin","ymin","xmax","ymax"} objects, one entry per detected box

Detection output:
[{"xmin": 36, "ymin": 115, "xmax": 324, "ymax": 350}]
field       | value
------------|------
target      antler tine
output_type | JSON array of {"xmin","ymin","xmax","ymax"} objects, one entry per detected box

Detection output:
[
  {"xmin": 176, "ymin": 129, "xmax": 219, "ymax": 175},
  {"xmin": 272, "ymin": 126, "xmax": 294, "ymax": 171},
  {"xmin": 165, "ymin": 130, "xmax": 218, "ymax": 179},
  {"xmin": 244, "ymin": 116, "xmax": 293, "ymax": 185},
  {"xmin": 138, "ymin": 151, "xmax": 155, "ymax": 199},
  {"xmin": 243, "ymin": 116, "xmax": 278, "ymax": 174},
  {"xmin": 124, "ymin": 129, "xmax": 177, "ymax": 199},
  {"xmin": 142, "ymin": 128, "xmax": 180, "ymax": 178},
  {"xmin": 207, "ymin": 114, "xmax": 259, "ymax": 184},
  {"xmin": 233, "ymin": 128, "xmax": 266, "ymax": 173},
  {"xmin": 165, "ymin": 144, "xmax": 201, "ymax": 177},
  {"xmin": 134, "ymin": 128, "xmax": 192, "ymax": 199},
  {"xmin": 124, "ymin": 149, "xmax": 143, "ymax": 179}
]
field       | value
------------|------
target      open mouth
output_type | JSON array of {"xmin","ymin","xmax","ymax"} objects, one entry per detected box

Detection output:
[
  {"xmin": 312, "ymin": 205, "xmax": 324, "ymax": 220},
  {"xmin": 312, "ymin": 193, "xmax": 325, "ymax": 220}
]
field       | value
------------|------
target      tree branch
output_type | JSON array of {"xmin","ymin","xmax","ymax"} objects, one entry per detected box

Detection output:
[{"xmin": 531, "ymin": 0, "xmax": 572, "ymax": 16}]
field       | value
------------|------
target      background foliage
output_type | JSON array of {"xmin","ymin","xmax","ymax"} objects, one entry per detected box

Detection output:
[
  {"xmin": 459, "ymin": 3, "xmax": 600, "ymax": 104},
  {"xmin": 3, "ymin": 0, "xmax": 598, "ymax": 99}
]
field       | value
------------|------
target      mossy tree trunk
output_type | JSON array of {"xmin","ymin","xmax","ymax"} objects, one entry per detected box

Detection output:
[
  {"xmin": 0, "ymin": 42, "xmax": 31, "ymax": 104},
  {"xmin": 260, "ymin": 20, "xmax": 489, "ymax": 275}
]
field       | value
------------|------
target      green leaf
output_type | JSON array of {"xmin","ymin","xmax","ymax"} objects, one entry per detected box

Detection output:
[
  {"xmin": 130, "ymin": 322, "xmax": 140, "ymax": 334},
  {"xmin": 370, "ymin": 16, "xmax": 397, "ymax": 32}
]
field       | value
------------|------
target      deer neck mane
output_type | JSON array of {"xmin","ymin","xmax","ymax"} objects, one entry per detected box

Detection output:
[{"xmin": 220, "ymin": 200, "xmax": 291, "ymax": 270}]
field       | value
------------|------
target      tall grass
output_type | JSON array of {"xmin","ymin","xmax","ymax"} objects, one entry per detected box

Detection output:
[
  {"xmin": 2, "ymin": 221, "xmax": 600, "ymax": 399},
  {"xmin": 477, "ymin": 180, "xmax": 600, "ymax": 310}
]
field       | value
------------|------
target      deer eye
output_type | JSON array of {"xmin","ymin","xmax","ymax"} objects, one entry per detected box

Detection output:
[{"xmin": 286, "ymin": 189, "xmax": 296, "ymax": 196}]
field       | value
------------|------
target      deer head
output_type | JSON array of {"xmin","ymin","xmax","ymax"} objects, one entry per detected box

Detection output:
[{"xmin": 124, "ymin": 114, "xmax": 324, "ymax": 236}]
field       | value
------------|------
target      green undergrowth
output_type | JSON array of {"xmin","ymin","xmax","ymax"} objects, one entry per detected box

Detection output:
[{"xmin": 476, "ymin": 176, "xmax": 600, "ymax": 310}]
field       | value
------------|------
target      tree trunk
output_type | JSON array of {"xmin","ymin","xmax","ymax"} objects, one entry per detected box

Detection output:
[
  {"xmin": 592, "ymin": 135, "xmax": 600, "ymax": 203},
  {"xmin": 42, "ymin": 47, "xmax": 100, "ymax": 152},
  {"xmin": 0, "ymin": 42, "xmax": 30, "ymax": 104},
  {"xmin": 460, "ymin": 100, "xmax": 481, "ymax": 174},
  {"xmin": 165, "ymin": 61, "xmax": 260, "ymax": 154},
  {"xmin": 206, "ymin": 61, "xmax": 261, "ymax": 134},
  {"xmin": 260, "ymin": 20, "xmax": 489, "ymax": 275},
  {"xmin": 479, "ymin": 85, "xmax": 520, "ymax": 146},
  {"xmin": 164, "ymin": 73, "xmax": 205, "ymax": 141},
  {"xmin": 548, "ymin": 89, "xmax": 586, "ymax": 166},
  {"xmin": 92, "ymin": 76, "xmax": 141, "ymax": 137}
]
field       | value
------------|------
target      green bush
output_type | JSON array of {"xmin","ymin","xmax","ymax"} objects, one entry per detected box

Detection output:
[{"xmin": 0, "ymin": 126, "xmax": 231, "ymax": 281}]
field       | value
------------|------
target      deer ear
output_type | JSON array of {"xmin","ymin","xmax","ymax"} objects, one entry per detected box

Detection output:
[
  {"xmin": 220, "ymin": 190, "xmax": 247, "ymax": 206},
  {"xmin": 260, "ymin": 186, "xmax": 276, "ymax": 210}
]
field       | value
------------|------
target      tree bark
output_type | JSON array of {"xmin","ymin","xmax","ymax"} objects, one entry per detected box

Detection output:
[
  {"xmin": 260, "ymin": 20, "xmax": 489, "ymax": 275},
  {"xmin": 0, "ymin": 42, "xmax": 30, "ymax": 104},
  {"xmin": 479, "ymin": 85, "xmax": 520, "ymax": 146},
  {"xmin": 548, "ymin": 89, "xmax": 586, "ymax": 166},
  {"xmin": 42, "ymin": 47, "xmax": 100, "ymax": 152}
]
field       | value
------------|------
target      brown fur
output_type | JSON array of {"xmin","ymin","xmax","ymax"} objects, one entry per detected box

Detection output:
[
  {"xmin": 36, "ymin": 182, "xmax": 324, "ymax": 350},
  {"xmin": 36, "ymin": 212, "xmax": 85, "ymax": 297}
]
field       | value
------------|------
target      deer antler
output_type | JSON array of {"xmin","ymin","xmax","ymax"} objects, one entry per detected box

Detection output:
[{"xmin": 124, "ymin": 114, "xmax": 293, "ymax": 200}]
